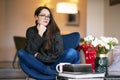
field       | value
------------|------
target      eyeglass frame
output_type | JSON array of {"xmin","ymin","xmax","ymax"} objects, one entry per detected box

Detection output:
[{"xmin": 38, "ymin": 14, "xmax": 51, "ymax": 19}]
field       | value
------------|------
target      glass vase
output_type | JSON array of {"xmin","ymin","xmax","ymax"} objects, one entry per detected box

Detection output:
[{"xmin": 95, "ymin": 54, "xmax": 108, "ymax": 76}]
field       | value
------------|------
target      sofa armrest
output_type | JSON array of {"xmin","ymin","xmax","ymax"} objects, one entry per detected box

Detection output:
[
  {"xmin": 80, "ymin": 50, "xmax": 86, "ymax": 64},
  {"xmin": 107, "ymin": 50, "xmax": 114, "ymax": 66}
]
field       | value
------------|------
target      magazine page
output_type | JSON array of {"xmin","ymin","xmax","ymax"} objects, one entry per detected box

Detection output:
[{"xmin": 58, "ymin": 72, "xmax": 105, "ymax": 79}]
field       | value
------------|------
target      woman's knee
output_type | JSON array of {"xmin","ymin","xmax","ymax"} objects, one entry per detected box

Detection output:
[
  {"xmin": 65, "ymin": 48, "xmax": 78, "ymax": 57},
  {"xmin": 18, "ymin": 49, "xmax": 38, "ymax": 64},
  {"xmin": 65, "ymin": 48, "xmax": 80, "ymax": 63}
]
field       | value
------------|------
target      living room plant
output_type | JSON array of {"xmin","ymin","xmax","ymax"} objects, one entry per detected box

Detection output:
[
  {"xmin": 83, "ymin": 35, "xmax": 119, "ymax": 55},
  {"xmin": 81, "ymin": 35, "xmax": 119, "ymax": 74}
]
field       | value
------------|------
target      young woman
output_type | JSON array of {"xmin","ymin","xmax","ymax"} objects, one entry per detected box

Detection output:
[{"xmin": 24, "ymin": 6, "xmax": 80, "ymax": 79}]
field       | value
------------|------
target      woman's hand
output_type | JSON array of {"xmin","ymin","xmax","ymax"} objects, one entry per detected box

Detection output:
[{"xmin": 37, "ymin": 24, "xmax": 47, "ymax": 37}]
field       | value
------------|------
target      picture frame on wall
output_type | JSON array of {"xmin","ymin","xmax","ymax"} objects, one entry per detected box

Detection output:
[
  {"xmin": 66, "ymin": 11, "xmax": 80, "ymax": 26},
  {"xmin": 110, "ymin": 0, "xmax": 120, "ymax": 6}
]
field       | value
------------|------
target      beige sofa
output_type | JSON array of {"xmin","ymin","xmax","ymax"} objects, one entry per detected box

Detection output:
[{"xmin": 107, "ymin": 46, "xmax": 120, "ymax": 76}]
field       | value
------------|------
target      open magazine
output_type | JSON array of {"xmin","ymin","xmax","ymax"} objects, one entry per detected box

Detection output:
[{"xmin": 58, "ymin": 72, "xmax": 105, "ymax": 79}]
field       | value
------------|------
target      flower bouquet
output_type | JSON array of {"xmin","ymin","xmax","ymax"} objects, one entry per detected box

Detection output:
[
  {"xmin": 83, "ymin": 35, "xmax": 119, "ymax": 55},
  {"xmin": 81, "ymin": 35, "xmax": 119, "ymax": 73}
]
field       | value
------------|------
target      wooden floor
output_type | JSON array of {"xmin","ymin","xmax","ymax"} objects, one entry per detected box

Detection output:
[{"xmin": 0, "ymin": 61, "xmax": 26, "ymax": 80}]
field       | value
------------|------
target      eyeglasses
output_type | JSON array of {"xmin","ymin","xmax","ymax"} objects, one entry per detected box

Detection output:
[{"xmin": 39, "ymin": 14, "xmax": 50, "ymax": 19}]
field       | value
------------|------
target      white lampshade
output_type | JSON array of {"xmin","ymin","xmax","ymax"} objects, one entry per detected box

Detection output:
[{"xmin": 56, "ymin": 2, "xmax": 78, "ymax": 14}]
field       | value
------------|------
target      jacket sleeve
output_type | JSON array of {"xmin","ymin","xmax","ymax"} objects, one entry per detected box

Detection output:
[{"xmin": 25, "ymin": 27, "xmax": 45, "ymax": 55}]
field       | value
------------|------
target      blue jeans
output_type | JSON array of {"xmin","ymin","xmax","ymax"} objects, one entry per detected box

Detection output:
[{"xmin": 18, "ymin": 48, "xmax": 81, "ymax": 80}]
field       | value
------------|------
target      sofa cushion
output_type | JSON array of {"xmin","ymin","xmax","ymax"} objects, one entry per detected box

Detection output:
[
  {"xmin": 62, "ymin": 32, "xmax": 80, "ymax": 50},
  {"xmin": 108, "ymin": 46, "xmax": 120, "ymax": 72},
  {"xmin": 107, "ymin": 50, "xmax": 114, "ymax": 66}
]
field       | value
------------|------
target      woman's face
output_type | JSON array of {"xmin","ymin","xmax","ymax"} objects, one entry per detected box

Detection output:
[{"xmin": 36, "ymin": 9, "xmax": 50, "ymax": 26}]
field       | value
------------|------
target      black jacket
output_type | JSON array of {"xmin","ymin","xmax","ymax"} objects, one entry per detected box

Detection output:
[{"xmin": 25, "ymin": 26, "xmax": 64, "ymax": 64}]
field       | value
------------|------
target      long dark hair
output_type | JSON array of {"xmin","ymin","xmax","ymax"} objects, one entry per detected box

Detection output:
[{"xmin": 34, "ymin": 6, "xmax": 60, "ymax": 50}]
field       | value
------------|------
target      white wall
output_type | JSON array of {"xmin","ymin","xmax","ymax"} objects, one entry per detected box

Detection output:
[
  {"xmin": 0, "ymin": 0, "xmax": 6, "ymax": 61},
  {"xmin": 87, "ymin": 0, "xmax": 120, "ymax": 43},
  {"xmin": 0, "ymin": 0, "xmax": 36, "ymax": 61},
  {"xmin": 104, "ymin": 0, "xmax": 120, "ymax": 43},
  {"xmin": 87, "ymin": 0, "xmax": 104, "ymax": 37}
]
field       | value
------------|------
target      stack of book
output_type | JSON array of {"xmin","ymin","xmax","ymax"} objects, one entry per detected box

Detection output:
[{"xmin": 57, "ymin": 64, "xmax": 105, "ymax": 79}]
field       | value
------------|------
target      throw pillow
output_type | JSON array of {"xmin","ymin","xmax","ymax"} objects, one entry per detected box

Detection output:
[{"xmin": 108, "ymin": 46, "xmax": 120, "ymax": 71}]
